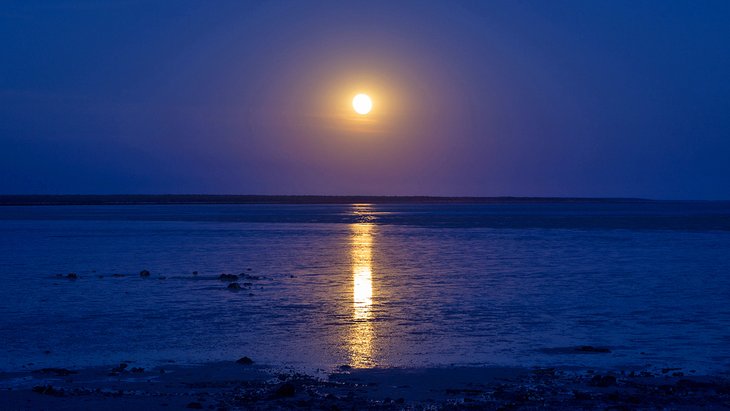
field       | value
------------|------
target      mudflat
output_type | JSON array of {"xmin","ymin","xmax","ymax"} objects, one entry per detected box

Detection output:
[{"xmin": 2, "ymin": 361, "xmax": 729, "ymax": 410}]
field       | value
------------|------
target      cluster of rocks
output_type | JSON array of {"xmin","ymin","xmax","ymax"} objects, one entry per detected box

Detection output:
[
  {"xmin": 226, "ymin": 364, "xmax": 730, "ymax": 409},
  {"xmin": 181, "ymin": 367, "xmax": 730, "ymax": 410},
  {"xmin": 437, "ymin": 367, "xmax": 730, "ymax": 410},
  {"xmin": 25, "ymin": 360, "xmax": 730, "ymax": 410},
  {"xmin": 218, "ymin": 271, "xmax": 264, "ymax": 293},
  {"xmin": 108, "ymin": 362, "xmax": 144, "ymax": 376},
  {"xmin": 55, "ymin": 270, "xmax": 154, "ymax": 280},
  {"xmin": 53, "ymin": 268, "xmax": 266, "ymax": 294}
]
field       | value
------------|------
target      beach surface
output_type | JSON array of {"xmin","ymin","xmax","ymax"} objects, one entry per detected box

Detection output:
[{"xmin": 2, "ymin": 361, "xmax": 729, "ymax": 410}]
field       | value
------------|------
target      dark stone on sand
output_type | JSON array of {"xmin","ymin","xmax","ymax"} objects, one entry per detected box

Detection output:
[
  {"xmin": 236, "ymin": 356, "xmax": 254, "ymax": 365},
  {"xmin": 32, "ymin": 385, "xmax": 65, "ymax": 397},
  {"xmin": 446, "ymin": 388, "xmax": 484, "ymax": 396},
  {"xmin": 36, "ymin": 368, "xmax": 77, "ymax": 376},
  {"xmin": 66, "ymin": 273, "xmax": 78, "ymax": 280},
  {"xmin": 589, "ymin": 374, "xmax": 617, "ymax": 387},
  {"xmin": 576, "ymin": 345, "xmax": 611, "ymax": 353},
  {"xmin": 659, "ymin": 384, "xmax": 676, "ymax": 394},
  {"xmin": 140, "ymin": 270, "xmax": 150, "ymax": 277},
  {"xmin": 186, "ymin": 402, "xmax": 204, "ymax": 409},
  {"xmin": 227, "ymin": 282, "xmax": 242, "ymax": 290},
  {"xmin": 274, "ymin": 382, "xmax": 296, "ymax": 398},
  {"xmin": 605, "ymin": 391, "xmax": 621, "ymax": 402},
  {"xmin": 676, "ymin": 379, "xmax": 716, "ymax": 389},
  {"xmin": 111, "ymin": 363, "xmax": 128, "ymax": 373},
  {"xmin": 627, "ymin": 394, "xmax": 643, "ymax": 404},
  {"xmin": 219, "ymin": 273, "xmax": 239, "ymax": 282},
  {"xmin": 532, "ymin": 367, "xmax": 557, "ymax": 376}
]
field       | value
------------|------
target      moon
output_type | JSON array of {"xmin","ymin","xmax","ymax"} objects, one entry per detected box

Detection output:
[{"xmin": 352, "ymin": 94, "xmax": 372, "ymax": 115}]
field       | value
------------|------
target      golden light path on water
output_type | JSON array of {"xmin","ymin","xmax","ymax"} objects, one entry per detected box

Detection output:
[{"xmin": 349, "ymin": 218, "xmax": 375, "ymax": 367}]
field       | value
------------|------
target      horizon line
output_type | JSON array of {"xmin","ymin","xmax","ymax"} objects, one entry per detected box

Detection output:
[{"xmin": 1, "ymin": 194, "xmax": 727, "ymax": 206}]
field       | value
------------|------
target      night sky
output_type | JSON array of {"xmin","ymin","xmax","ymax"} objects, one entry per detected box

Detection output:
[{"xmin": 2, "ymin": 1, "xmax": 729, "ymax": 199}]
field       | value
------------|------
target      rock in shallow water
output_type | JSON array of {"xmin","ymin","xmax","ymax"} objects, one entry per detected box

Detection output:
[
  {"xmin": 236, "ymin": 356, "xmax": 254, "ymax": 365},
  {"xmin": 35, "ymin": 368, "xmax": 77, "ymax": 376},
  {"xmin": 576, "ymin": 345, "xmax": 611, "ymax": 353},
  {"xmin": 227, "ymin": 282, "xmax": 242, "ymax": 290},
  {"xmin": 110, "ymin": 363, "xmax": 128, "ymax": 374},
  {"xmin": 32, "ymin": 385, "xmax": 65, "ymax": 397},
  {"xmin": 219, "ymin": 273, "xmax": 239, "ymax": 282},
  {"xmin": 139, "ymin": 270, "xmax": 150, "ymax": 277},
  {"xmin": 538, "ymin": 345, "xmax": 612, "ymax": 355}
]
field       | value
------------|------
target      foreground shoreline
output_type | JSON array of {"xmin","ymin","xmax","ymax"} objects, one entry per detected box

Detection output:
[{"xmin": 2, "ymin": 361, "xmax": 729, "ymax": 410}]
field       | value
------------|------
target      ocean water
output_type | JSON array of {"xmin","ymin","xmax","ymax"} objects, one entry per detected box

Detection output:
[{"xmin": 1, "ymin": 202, "xmax": 729, "ymax": 373}]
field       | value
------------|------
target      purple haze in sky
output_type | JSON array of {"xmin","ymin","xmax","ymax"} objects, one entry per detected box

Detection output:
[{"xmin": 1, "ymin": 1, "xmax": 729, "ymax": 199}]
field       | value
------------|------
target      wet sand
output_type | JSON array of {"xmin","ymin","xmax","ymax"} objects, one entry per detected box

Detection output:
[{"xmin": 2, "ymin": 361, "xmax": 729, "ymax": 410}]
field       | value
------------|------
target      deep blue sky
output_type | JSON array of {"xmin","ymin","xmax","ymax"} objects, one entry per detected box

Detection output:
[{"xmin": 2, "ymin": 1, "xmax": 729, "ymax": 199}]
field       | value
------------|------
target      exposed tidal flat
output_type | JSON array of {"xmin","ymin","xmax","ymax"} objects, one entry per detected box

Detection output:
[
  {"xmin": 3, "ymin": 361, "xmax": 730, "ymax": 409},
  {"xmin": 1, "ymin": 199, "xmax": 730, "ymax": 408}
]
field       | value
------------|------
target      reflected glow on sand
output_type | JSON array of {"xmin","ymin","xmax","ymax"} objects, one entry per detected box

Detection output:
[{"xmin": 349, "ymin": 220, "xmax": 375, "ymax": 367}]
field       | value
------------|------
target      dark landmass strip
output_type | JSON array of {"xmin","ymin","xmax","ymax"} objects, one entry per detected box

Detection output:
[{"xmin": 0, "ymin": 194, "xmax": 665, "ymax": 206}]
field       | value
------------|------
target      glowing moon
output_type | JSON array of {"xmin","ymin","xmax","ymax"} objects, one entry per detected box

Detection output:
[{"xmin": 352, "ymin": 94, "xmax": 372, "ymax": 115}]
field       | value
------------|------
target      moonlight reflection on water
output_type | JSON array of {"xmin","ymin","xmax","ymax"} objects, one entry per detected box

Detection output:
[{"xmin": 349, "ymin": 222, "xmax": 375, "ymax": 367}]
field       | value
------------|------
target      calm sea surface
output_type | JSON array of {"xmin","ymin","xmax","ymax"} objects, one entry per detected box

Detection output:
[{"xmin": 1, "ymin": 202, "xmax": 729, "ymax": 373}]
